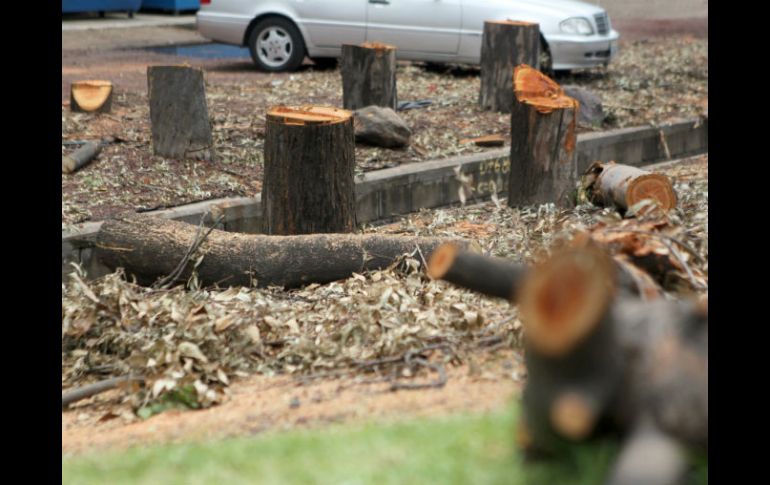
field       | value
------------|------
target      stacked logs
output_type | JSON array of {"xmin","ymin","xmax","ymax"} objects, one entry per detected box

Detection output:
[{"xmin": 428, "ymin": 241, "xmax": 707, "ymax": 485}]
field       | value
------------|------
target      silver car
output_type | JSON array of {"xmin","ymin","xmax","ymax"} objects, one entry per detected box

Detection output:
[{"xmin": 197, "ymin": 0, "xmax": 619, "ymax": 72}]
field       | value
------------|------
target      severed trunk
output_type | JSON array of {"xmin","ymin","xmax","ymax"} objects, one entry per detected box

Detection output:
[
  {"xmin": 509, "ymin": 65, "xmax": 579, "ymax": 208},
  {"xmin": 583, "ymin": 161, "xmax": 678, "ymax": 215},
  {"xmin": 70, "ymin": 80, "xmax": 113, "ymax": 113},
  {"xmin": 341, "ymin": 42, "xmax": 398, "ymax": 111},
  {"xmin": 62, "ymin": 141, "xmax": 101, "ymax": 174},
  {"xmin": 95, "ymin": 216, "xmax": 471, "ymax": 289},
  {"xmin": 147, "ymin": 66, "xmax": 214, "ymax": 161},
  {"xmin": 427, "ymin": 242, "xmax": 527, "ymax": 301},
  {"xmin": 479, "ymin": 21, "xmax": 540, "ymax": 113},
  {"xmin": 262, "ymin": 106, "xmax": 357, "ymax": 235}
]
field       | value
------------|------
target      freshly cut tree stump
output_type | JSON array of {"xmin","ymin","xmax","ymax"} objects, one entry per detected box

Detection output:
[
  {"xmin": 341, "ymin": 42, "xmax": 398, "ymax": 111},
  {"xmin": 584, "ymin": 161, "xmax": 678, "ymax": 215},
  {"xmin": 509, "ymin": 65, "xmax": 579, "ymax": 208},
  {"xmin": 479, "ymin": 21, "xmax": 540, "ymax": 113},
  {"xmin": 70, "ymin": 80, "xmax": 113, "ymax": 113},
  {"xmin": 95, "ymin": 217, "xmax": 472, "ymax": 289},
  {"xmin": 147, "ymin": 66, "xmax": 214, "ymax": 161},
  {"xmin": 263, "ymin": 105, "xmax": 356, "ymax": 235},
  {"xmin": 62, "ymin": 141, "xmax": 101, "ymax": 174},
  {"xmin": 427, "ymin": 243, "xmax": 527, "ymax": 301}
]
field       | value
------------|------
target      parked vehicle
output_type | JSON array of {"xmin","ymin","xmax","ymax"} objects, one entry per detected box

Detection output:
[{"xmin": 196, "ymin": 0, "xmax": 619, "ymax": 73}]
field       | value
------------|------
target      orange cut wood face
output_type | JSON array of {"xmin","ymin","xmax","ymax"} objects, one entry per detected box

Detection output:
[
  {"xmin": 626, "ymin": 174, "xmax": 678, "ymax": 211},
  {"xmin": 267, "ymin": 105, "xmax": 353, "ymax": 126},
  {"xmin": 71, "ymin": 80, "xmax": 113, "ymax": 112},
  {"xmin": 513, "ymin": 65, "xmax": 578, "ymax": 114},
  {"xmin": 360, "ymin": 41, "xmax": 396, "ymax": 51}
]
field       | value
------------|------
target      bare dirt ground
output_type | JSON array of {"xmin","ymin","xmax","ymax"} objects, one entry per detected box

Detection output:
[{"xmin": 62, "ymin": 20, "xmax": 707, "ymax": 226}]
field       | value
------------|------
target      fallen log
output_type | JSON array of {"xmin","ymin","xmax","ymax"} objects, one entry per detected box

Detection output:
[
  {"xmin": 62, "ymin": 141, "xmax": 102, "ymax": 174},
  {"xmin": 62, "ymin": 375, "xmax": 144, "ymax": 409},
  {"xmin": 95, "ymin": 217, "xmax": 472, "ymax": 289},
  {"xmin": 70, "ymin": 80, "xmax": 113, "ymax": 113},
  {"xmin": 263, "ymin": 105, "xmax": 357, "ymax": 235},
  {"xmin": 427, "ymin": 243, "xmax": 527, "ymax": 300},
  {"xmin": 341, "ymin": 42, "xmax": 398, "ymax": 111},
  {"xmin": 509, "ymin": 65, "xmax": 579, "ymax": 208},
  {"xmin": 583, "ymin": 161, "xmax": 677, "ymax": 215},
  {"xmin": 479, "ymin": 20, "xmax": 540, "ymax": 113}
]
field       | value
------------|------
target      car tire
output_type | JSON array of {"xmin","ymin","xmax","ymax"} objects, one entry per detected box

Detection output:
[{"xmin": 248, "ymin": 17, "xmax": 306, "ymax": 72}]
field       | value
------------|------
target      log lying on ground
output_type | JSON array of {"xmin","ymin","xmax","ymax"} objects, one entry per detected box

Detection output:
[
  {"xmin": 479, "ymin": 20, "xmax": 540, "ymax": 113},
  {"xmin": 62, "ymin": 141, "xmax": 101, "ymax": 174},
  {"xmin": 341, "ymin": 42, "xmax": 398, "ymax": 111},
  {"xmin": 70, "ymin": 80, "xmax": 113, "ymax": 113},
  {"xmin": 583, "ymin": 161, "xmax": 677, "ymax": 215},
  {"xmin": 147, "ymin": 66, "xmax": 214, "ymax": 161},
  {"xmin": 427, "ymin": 243, "xmax": 527, "ymax": 301},
  {"xmin": 95, "ymin": 217, "xmax": 473, "ymax": 289},
  {"xmin": 509, "ymin": 65, "xmax": 579, "ymax": 208},
  {"xmin": 263, "ymin": 105, "xmax": 357, "ymax": 235}
]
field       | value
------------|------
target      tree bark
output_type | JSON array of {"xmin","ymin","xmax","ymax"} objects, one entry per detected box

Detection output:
[
  {"xmin": 509, "ymin": 65, "xmax": 579, "ymax": 208},
  {"xmin": 341, "ymin": 42, "xmax": 398, "ymax": 111},
  {"xmin": 584, "ymin": 161, "xmax": 678, "ymax": 214},
  {"xmin": 62, "ymin": 141, "xmax": 101, "ymax": 174},
  {"xmin": 95, "ymin": 217, "xmax": 471, "ymax": 289},
  {"xmin": 262, "ymin": 106, "xmax": 357, "ymax": 235},
  {"xmin": 147, "ymin": 66, "xmax": 214, "ymax": 161},
  {"xmin": 479, "ymin": 21, "xmax": 540, "ymax": 113},
  {"xmin": 70, "ymin": 80, "xmax": 113, "ymax": 113},
  {"xmin": 427, "ymin": 242, "xmax": 527, "ymax": 301}
]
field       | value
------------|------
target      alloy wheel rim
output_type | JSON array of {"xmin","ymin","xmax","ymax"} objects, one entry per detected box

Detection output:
[{"xmin": 256, "ymin": 27, "xmax": 293, "ymax": 68}]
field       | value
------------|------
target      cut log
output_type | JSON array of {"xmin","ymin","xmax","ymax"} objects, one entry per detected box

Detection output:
[
  {"xmin": 62, "ymin": 141, "xmax": 101, "ymax": 174},
  {"xmin": 459, "ymin": 134, "xmax": 506, "ymax": 147},
  {"xmin": 341, "ymin": 42, "xmax": 398, "ymax": 111},
  {"xmin": 479, "ymin": 21, "xmax": 540, "ymax": 113},
  {"xmin": 147, "ymin": 66, "xmax": 214, "ymax": 161},
  {"xmin": 584, "ymin": 161, "xmax": 677, "ymax": 215},
  {"xmin": 427, "ymin": 243, "xmax": 527, "ymax": 301},
  {"xmin": 509, "ymin": 65, "xmax": 579, "ymax": 208},
  {"xmin": 263, "ymin": 105, "xmax": 357, "ymax": 235},
  {"xmin": 70, "ymin": 80, "xmax": 113, "ymax": 113},
  {"xmin": 95, "ymin": 216, "xmax": 472, "ymax": 289}
]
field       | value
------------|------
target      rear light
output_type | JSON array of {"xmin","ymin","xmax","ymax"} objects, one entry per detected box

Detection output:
[{"xmin": 201, "ymin": 0, "xmax": 211, "ymax": 4}]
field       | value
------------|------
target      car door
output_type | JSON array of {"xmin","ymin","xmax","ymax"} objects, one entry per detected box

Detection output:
[
  {"xmin": 294, "ymin": 0, "xmax": 367, "ymax": 48},
  {"xmin": 365, "ymin": 0, "xmax": 461, "ymax": 57}
]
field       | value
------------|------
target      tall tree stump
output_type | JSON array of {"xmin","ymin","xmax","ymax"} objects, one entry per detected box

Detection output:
[
  {"xmin": 263, "ymin": 106, "xmax": 357, "ymax": 235},
  {"xmin": 341, "ymin": 42, "xmax": 398, "ymax": 111},
  {"xmin": 147, "ymin": 66, "xmax": 214, "ymax": 161},
  {"xmin": 508, "ymin": 65, "xmax": 579, "ymax": 208},
  {"xmin": 479, "ymin": 21, "xmax": 540, "ymax": 113},
  {"xmin": 70, "ymin": 80, "xmax": 113, "ymax": 113}
]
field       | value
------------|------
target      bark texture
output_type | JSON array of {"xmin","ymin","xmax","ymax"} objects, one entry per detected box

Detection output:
[
  {"xmin": 62, "ymin": 141, "xmax": 101, "ymax": 174},
  {"xmin": 95, "ymin": 217, "xmax": 471, "ymax": 289},
  {"xmin": 479, "ymin": 21, "xmax": 540, "ymax": 113},
  {"xmin": 341, "ymin": 43, "xmax": 398, "ymax": 111},
  {"xmin": 262, "ymin": 106, "xmax": 357, "ymax": 235},
  {"xmin": 147, "ymin": 66, "xmax": 214, "ymax": 160}
]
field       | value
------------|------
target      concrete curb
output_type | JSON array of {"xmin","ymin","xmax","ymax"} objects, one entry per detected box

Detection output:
[{"xmin": 63, "ymin": 117, "xmax": 707, "ymax": 280}]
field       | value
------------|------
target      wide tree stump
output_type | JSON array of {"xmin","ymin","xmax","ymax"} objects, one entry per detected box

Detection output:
[
  {"xmin": 341, "ymin": 42, "xmax": 398, "ymax": 111},
  {"xmin": 583, "ymin": 161, "xmax": 678, "ymax": 215},
  {"xmin": 427, "ymin": 242, "xmax": 527, "ymax": 301},
  {"xmin": 479, "ymin": 21, "xmax": 540, "ymax": 113},
  {"xmin": 263, "ymin": 106, "xmax": 357, "ymax": 235},
  {"xmin": 70, "ymin": 80, "xmax": 113, "ymax": 113},
  {"xmin": 95, "ymin": 216, "xmax": 472, "ymax": 289},
  {"xmin": 508, "ymin": 65, "xmax": 579, "ymax": 208},
  {"xmin": 147, "ymin": 66, "xmax": 214, "ymax": 161}
]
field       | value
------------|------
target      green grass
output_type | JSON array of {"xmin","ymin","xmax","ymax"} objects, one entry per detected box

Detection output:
[{"xmin": 62, "ymin": 408, "xmax": 703, "ymax": 485}]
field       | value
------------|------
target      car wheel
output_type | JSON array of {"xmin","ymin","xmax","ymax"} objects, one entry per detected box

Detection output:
[{"xmin": 248, "ymin": 17, "xmax": 306, "ymax": 72}]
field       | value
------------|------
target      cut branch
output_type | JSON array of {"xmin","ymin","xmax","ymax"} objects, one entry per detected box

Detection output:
[
  {"xmin": 62, "ymin": 141, "xmax": 102, "ymax": 174},
  {"xmin": 583, "ymin": 161, "xmax": 677, "ymax": 215}
]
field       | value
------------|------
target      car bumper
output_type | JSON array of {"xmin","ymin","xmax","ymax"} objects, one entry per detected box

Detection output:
[
  {"xmin": 196, "ymin": 12, "xmax": 251, "ymax": 46},
  {"xmin": 548, "ymin": 30, "xmax": 620, "ymax": 70}
]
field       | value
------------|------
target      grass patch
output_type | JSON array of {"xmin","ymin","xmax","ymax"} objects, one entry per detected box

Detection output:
[{"xmin": 62, "ymin": 408, "xmax": 704, "ymax": 485}]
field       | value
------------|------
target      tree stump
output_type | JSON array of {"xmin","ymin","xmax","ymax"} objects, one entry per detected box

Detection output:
[
  {"xmin": 147, "ymin": 66, "xmax": 214, "ymax": 161},
  {"xmin": 508, "ymin": 65, "xmax": 579, "ymax": 208},
  {"xmin": 479, "ymin": 21, "xmax": 540, "ymax": 113},
  {"xmin": 70, "ymin": 80, "xmax": 113, "ymax": 113},
  {"xmin": 341, "ymin": 42, "xmax": 398, "ymax": 111},
  {"xmin": 263, "ymin": 106, "xmax": 357, "ymax": 235}
]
